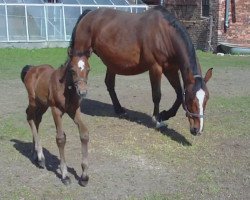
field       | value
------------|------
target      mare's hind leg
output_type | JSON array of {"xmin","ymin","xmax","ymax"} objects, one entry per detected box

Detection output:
[
  {"xmin": 105, "ymin": 70, "xmax": 126, "ymax": 116},
  {"xmin": 69, "ymin": 108, "xmax": 89, "ymax": 187},
  {"xmin": 51, "ymin": 106, "xmax": 71, "ymax": 185},
  {"xmin": 26, "ymin": 104, "xmax": 47, "ymax": 168},
  {"xmin": 159, "ymin": 69, "xmax": 182, "ymax": 121},
  {"xmin": 149, "ymin": 64, "xmax": 164, "ymax": 127}
]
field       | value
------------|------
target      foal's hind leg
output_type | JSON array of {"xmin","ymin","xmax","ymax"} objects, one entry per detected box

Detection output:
[
  {"xmin": 51, "ymin": 106, "xmax": 71, "ymax": 185},
  {"xmin": 159, "ymin": 69, "xmax": 182, "ymax": 121},
  {"xmin": 26, "ymin": 104, "xmax": 47, "ymax": 168},
  {"xmin": 105, "ymin": 70, "xmax": 126, "ymax": 116},
  {"xmin": 69, "ymin": 108, "xmax": 89, "ymax": 187}
]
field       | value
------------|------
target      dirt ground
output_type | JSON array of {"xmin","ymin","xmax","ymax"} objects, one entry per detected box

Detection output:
[{"xmin": 0, "ymin": 67, "xmax": 249, "ymax": 200}]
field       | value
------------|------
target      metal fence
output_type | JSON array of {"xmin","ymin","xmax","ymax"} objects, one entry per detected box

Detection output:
[{"xmin": 0, "ymin": 2, "xmax": 148, "ymax": 45}]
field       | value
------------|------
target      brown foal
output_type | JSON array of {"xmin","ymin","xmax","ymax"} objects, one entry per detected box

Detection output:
[{"xmin": 21, "ymin": 57, "xmax": 90, "ymax": 186}]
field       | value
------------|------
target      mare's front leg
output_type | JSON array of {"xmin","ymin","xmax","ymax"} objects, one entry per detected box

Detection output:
[
  {"xmin": 51, "ymin": 106, "xmax": 71, "ymax": 185},
  {"xmin": 70, "ymin": 108, "xmax": 89, "ymax": 187},
  {"xmin": 105, "ymin": 70, "xmax": 126, "ymax": 116},
  {"xmin": 149, "ymin": 64, "xmax": 165, "ymax": 128},
  {"xmin": 159, "ymin": 69, "xmax": 182, "ymax": 121}
]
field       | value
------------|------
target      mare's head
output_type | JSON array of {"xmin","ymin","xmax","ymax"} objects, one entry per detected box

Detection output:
[
  {"xmin": 183, "ymin": 68, "xmax": 213, "ymax": 136},
  {"xmin": 66, "ymin": 48, "xmax": 91, "ymax": 98}
]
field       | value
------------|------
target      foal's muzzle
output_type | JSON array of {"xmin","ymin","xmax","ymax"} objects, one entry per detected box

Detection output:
[{"xmin": 74, "ymin": 78, "xmax": 88, "ymax": 98}]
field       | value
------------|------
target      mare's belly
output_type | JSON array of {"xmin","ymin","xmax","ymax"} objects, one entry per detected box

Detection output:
[{"xmin": 94, "ymin": 42, "xmax": 148, "ymax": 75}]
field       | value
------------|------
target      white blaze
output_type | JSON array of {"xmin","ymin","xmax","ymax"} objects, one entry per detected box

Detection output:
[
  {"xmin": 78, "ymin": 60, "xmax": 85, "ymax": 71},
  {"xmin": 196, "ymin": 89, "xmax": 205, "ymax": 132}
]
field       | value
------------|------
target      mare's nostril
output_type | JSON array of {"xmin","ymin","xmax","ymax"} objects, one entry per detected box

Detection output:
[{"xmin": 190, "ymin": 127, "xmax": 199, "ymax": 136}]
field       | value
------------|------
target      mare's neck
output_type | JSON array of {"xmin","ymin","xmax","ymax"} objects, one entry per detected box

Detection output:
[{"xmin": 175, "ymin": 43, "xmax": 201, "ymax": 87}]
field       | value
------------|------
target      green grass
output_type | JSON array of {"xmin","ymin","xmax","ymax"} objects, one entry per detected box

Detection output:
[
  {"xmin": 197, "ymin": 51, "xmax": 250, "ymax": 70},
  {"xmin": 1, "ymin": 48, "xmax": 249, "ymax": 80},
  {"xmin": 207, "ymin": 96, "xmax": 250, "ymax": 137},
  {"xmin": 0, "ymin": 117, "xmax": 30, "ymax": 141},
  {"xmin": 0, "ymin": 48, "xmax": 106, "ymax": 80}
]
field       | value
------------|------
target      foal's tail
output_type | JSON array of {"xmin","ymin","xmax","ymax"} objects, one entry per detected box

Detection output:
[{"xmin": 21, "ymin": 65, "xmax": 32, "ymax": 83}]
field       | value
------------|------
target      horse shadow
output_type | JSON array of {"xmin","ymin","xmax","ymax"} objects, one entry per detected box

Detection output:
[
  {"xmin": 81, "ymin": 99, "xmax": 192, "ymax": 146},
  {"xmin": 10, "ymin": 139, "xmax": 81, "ymax": 182}
]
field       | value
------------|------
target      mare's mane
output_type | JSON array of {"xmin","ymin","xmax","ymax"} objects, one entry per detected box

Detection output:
[
  {"xmin": 69, "ymin": 9, "xmax": 91, "ymax": 50},
  {"xmin": 154, "ymin": 6, "xmax": 198, "ymax": 75}
]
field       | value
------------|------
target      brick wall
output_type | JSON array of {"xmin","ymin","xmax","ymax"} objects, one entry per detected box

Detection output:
[
  {"xmin": 164, "ymin": 0, "xmax": 211, "ymax": 50},
  {"xmin": 143, "ymin": 0, "xmax": 250, "ymax": 49},
  {"xmin": 213, "ymin": 0, "xmax": 250, "ymax": 47}
]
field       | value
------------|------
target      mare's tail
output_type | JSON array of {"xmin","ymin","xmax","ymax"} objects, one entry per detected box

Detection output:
[{"xmin": 21, "ymin": 65, "xmax": 32, "ymax": 83}]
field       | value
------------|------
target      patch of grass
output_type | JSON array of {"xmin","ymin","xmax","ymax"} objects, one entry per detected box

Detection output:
[
  {"xmin": 0, "ymin": 48, "xmax": 106, "ymax": 80},
  {"xmin": 128, "ymin": 193, "xmax": 183, "ymax": 200},
  {"xmin": 0, "ymin": 117, "xmax": 30, "ymax": 141},
  {"xmin": 197, "ymin": 51, "xmax": 250, "ymax": 70},
  {"xmin": 2, "ymin": 186, "xmax": 35, "ymax": 200},
  {"xmin": 207, "ymin": 96, "xmax": 250, "ymax": 136},
  {"xmin": 196, "ymin": 169, "xmax": 220, "ymax": 195}
]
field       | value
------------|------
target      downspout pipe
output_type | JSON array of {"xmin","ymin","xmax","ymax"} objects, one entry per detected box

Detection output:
[
  {"xmin": 225, "ymin": 0, "xmax": 230, "ymax": 29},
  {"xmin": 160, "ymin": 0, "xmax": 165, "ymax": 6}
]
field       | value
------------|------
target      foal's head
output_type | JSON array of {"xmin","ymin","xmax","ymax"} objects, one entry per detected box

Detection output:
[
  {"xmin": 67, "ymin": 48, "xmax": 91, "ymax": 98},
  {"xmin": 183, "ymin": 68, "xmax": 213, "ymax": 136}
]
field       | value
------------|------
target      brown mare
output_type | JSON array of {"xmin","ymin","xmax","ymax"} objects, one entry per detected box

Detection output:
[
  {"xmin": 69, "ymin": 6, "xmax": 213, "ymax": 135},
  {"xmin": 21, "ymin": 59, "xmax": 90, "ymax": 186}
]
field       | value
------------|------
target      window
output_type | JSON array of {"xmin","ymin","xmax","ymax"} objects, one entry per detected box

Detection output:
[{"xmin": 202, "ymin": 0, "xmax": 209, "ymax": 17}]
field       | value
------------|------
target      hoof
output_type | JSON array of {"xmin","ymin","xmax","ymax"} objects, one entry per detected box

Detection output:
[
  {"xmin": 37, "ymin": 159, "xmax": 45, "ymax": 169},
  {"xmin": 115, "ymin": 107, "xmax": 126, "ymax": 115},
  {"xmin": 152, "ymin": 116, "xmax": 166, "ymax": 129},
  {"xmin": 79, "ymin": 175, "xmax": 89, "ymax": 187},
  {"xmin": 118, "ymin": 111, "xmax": 129, "ymax": 119},
  {"xmin": 62, "ymin": 176, "xmax": 71, "ymax": 186},
  {"xmin": 33, "ymin": 155, "xmax": 45, "ymax": 169},
  {"xmin": 155, "ymin": 121, "xmax": 166, "ymax": 129}
]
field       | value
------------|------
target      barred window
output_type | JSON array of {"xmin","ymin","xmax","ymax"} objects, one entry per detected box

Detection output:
[{"xmin": 202, "ymin": 0, "xmax": 209, "ymax": 17}]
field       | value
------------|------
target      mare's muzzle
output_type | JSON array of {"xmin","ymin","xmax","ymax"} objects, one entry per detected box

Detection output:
[{"xmin": 190, "ymin": 127, "xmax": 201, "ymax": 136}]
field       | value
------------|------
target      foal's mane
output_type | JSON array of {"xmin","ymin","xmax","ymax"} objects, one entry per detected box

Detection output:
[
  {"xmin": 69, "ymin": 9, "xmax": 92, "ymax": 50},
  {"xmin": 154, "ymin": 6, "xmax": 198, "ymax": 75},
  {"xmin": 59, "ymin": 59, "xmax": 71, "ymax": 84}
]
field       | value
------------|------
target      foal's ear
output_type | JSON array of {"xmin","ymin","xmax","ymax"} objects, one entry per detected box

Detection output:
[
  {"xmin": 67, "ymin": 47, "xmax": 73, "ymax": 57},
  {"xmin": 204, "ymin": 68, "xmax": 213, "ymax": 83}
]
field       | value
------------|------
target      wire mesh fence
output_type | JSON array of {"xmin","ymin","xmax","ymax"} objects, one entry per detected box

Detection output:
[{"xmin": 0, "ymin": 2, "xmax": 148, "ymax": 45}]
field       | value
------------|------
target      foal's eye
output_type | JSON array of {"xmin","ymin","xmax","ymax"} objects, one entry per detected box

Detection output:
[{"xmin": 69, "ymin": 69, "xmax": 76, "ymax": 76}]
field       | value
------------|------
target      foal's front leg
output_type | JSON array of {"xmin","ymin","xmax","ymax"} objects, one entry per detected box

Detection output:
[
  {"xmin": 51, "ymin": 107, "xmax": 71, "ymax": 185},
  {"xmin": 70, "ymin": 108, "xmax": 89, "ymax": 187}
]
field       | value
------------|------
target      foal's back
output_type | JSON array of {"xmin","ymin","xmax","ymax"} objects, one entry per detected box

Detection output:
[{"xmin": 22, "ymin": 64, "xmax": 54, "ymax": 105}]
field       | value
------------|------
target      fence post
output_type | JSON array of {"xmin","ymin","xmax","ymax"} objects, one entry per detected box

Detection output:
[
  {"xmin": 44, "ymin": 5, "xmax": 48, "ymax": 41},
  {"xmin": 5, "ymin": 4, "xmax": 9, "ymax": 42},
  {"xmin": 25, "ymin": 5, "xmax": 29, "ymax": 42}
]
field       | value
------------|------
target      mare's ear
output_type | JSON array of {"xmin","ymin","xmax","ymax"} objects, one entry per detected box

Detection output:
[
  {"xmin": 67, "ymin": 47, "xmax": 73, "ymax": 57},
  {"xmin": 204, "ymin": 68, "xmax": 213, "ymax": 83}
]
